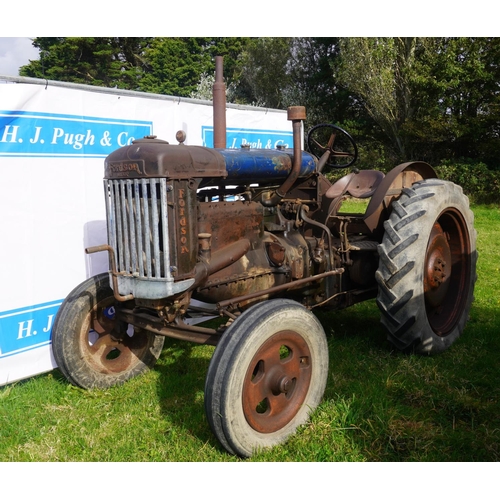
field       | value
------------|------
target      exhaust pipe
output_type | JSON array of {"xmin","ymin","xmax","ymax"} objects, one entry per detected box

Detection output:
[
  {"xmin": 262, "ymin": 105, "xmax": 306, "ymax": 207},
  {"xmin": 213, "ymin": 55, "xmax": 227, "ymax": 148},
  {"xmin": 212, "ymin": 56, "xmax": 306, "ymax": 205}
]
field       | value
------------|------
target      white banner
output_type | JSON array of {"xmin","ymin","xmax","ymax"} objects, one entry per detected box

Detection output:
[{"xmin": 0, "ymin": 78, "xmax": 290, "ymax": 385}]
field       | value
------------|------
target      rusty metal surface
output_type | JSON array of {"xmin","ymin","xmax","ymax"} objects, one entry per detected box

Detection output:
[
  {"xmin": 105, "ymin": 141, "xmax": 228, "ymax": 180},
  {"xmin": 424, "ymin": 221, "xmax": 452, "ymax": 308},
  {"xmin": 363, "ymin": 161, "xmax": 437, "ymax": 233},
  {"xmin": 325, "ymin": 170, "xmax": 385, "ymax": 199},
  {"xmin": 216, "ymin": 269, "xmax": 344, "ymax": 310},
  {"xmin": 262, "ymin": 107, "xmax": 306, "ymax": 206},
  {"xmin": 117, "ymin": 309, "xmax": 220, "ymax": 346},
  {"xmin": 85, "ymin": 244, "xmax": 133, "ymax": 302},
  {"xmin": 213, "ymin": 56, "xmax": 227, "ymax": 149},
  {"xmin": 80, "ymin": 294, "xmax": 153, "ymax": 374},
  {"xmin": 194, "ymin": 238, "xmax": 251, "ymax": 288},
  {"xmin": 266, "ymin": 241, "xmax": 286, "ymax": 267},
  {"xmin": 242, "ymin": 329, "xmax": 312, "ymax": 433},
  {"xmin": 194, "ymin": 199, "xmax": 265, "ymax": 302},
  {"xmin": 423, "ymin": 208, "xmax": 471, "ymax": 336},
  {"xmin": 198, "ymin": 200, "xmax": 263, "ymax": 252}
]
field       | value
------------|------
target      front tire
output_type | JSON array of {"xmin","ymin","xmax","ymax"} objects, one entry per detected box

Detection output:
[
  {"xmin": 204, "ymin": 299, "xmax": 329, "ymax": 457},
  {"xmin": 376, "ymin": 179, "xmax": 477, "ymax": 354},
  {"xmin": 52, "ymin": 273, "xmax": 165, "ymax": 389}
]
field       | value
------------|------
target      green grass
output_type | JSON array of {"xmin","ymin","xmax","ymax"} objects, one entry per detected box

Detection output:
[{"xmin": 1, "ymin": 204, "xmax": 499, "ymax": 462}]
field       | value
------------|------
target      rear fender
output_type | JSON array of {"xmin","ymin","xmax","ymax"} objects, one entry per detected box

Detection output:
[{"xmin": 363, "ymin": 161, "xmax": 437, "ymax": 235}]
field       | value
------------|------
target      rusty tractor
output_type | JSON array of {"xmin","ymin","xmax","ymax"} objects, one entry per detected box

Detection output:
[{"xmin": 52, "ymin": 58, "xmax": 477, "ymax": 457}]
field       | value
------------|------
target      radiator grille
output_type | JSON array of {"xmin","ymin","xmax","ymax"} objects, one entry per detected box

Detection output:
[{"xmin": 105, "ymin": 178, "xmax": 173, "ymax": 280}]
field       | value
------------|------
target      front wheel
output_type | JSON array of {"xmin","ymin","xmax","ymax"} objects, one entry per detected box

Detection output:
[
  {"xmin": 376, "ymin": 179, "xmax": 477, "ymax": 354},
  {"xmin": 52, "ymin": 273, "xmax": 165, "ymax": 388},
  {"xmin": 204, "ymin": 299, "xmax": 329, "ymax": 457}
]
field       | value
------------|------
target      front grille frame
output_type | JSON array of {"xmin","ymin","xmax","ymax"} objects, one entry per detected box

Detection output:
[{"xmin": 104, "ymin": 178, "xmax": 194, "ymax": 299}]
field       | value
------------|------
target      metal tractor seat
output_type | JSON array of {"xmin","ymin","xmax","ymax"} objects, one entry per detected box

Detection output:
[
  {"xmin": 326, "ymin": 169, "xmax": 385, "ymax": 200},
  {"xmin": 326, "ymin": 169, "xmax": 385, "ymax": 238}
]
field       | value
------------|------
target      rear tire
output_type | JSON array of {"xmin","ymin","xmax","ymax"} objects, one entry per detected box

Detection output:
[
  {"xmin": 52, "ymin": 273, "xmax": 164, "ymax": 388},
  {"xmin": 376, "ymin": 179, "xmax": 477, "ymax": 354},
  {"xmin": 204, "ymin": 299, "xmax": 329, "ymax": 457}
]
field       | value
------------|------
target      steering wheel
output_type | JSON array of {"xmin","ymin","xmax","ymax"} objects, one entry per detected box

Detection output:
[{"xmin": 307, "ymin": 123, "xmax": 358, "ymax": 171}]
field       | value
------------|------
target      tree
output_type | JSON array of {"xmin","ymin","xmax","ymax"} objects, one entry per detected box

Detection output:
[
  {"xmin": 238, "ymin": 38, "xmax": 293, "ymax": 108},
  {"xmin": 410, "ymin": 37, "xmax": 500, "ymax": 167},
  {"xmin": 139, "ymin": 37, "xmax": 250, "ymax": 98},
  {"xmin": 235, "ymin": 37, "xmax": 353, "ymax": 119},
  {"xmin": 137, "ymin": 38, "xmax": 208, "ymax": 96},
  {"xmin": 337, "ymin": 37, "xmax": 500, "ymax": 168},
  {"xmin": 20, "ymin": 37, "xmax": 250, "ymax": 98},
  {"xmin": 286, "ymin": 37, "xmax": 356, "ymax": 125},
  {"xmin": 337, "ymin": 37, "xmax": 418, "ymax": 160},
  {"xmin": 20, "ymin": 37, "xmax": 154, "ymax": 89}
]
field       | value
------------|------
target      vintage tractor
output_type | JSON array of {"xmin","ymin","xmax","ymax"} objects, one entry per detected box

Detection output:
[{"xmin": 51, "ymin": 59, "xmax": 477, "ymax": 457}]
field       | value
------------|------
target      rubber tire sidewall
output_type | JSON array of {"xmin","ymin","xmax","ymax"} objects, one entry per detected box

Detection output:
[
  {"xmin": 376, "ymin": 179, "xmax": 477, "ymax": 354},
  {"xmin": 205, "ymin": 299, "xmax": 329, "ymax": 457},
  {"xmin": 52, "ymin": 273, "xmax": 164, "ymax": 389}
]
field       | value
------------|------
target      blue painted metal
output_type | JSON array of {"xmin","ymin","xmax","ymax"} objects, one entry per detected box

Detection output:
[{"xmin": 217, "ymin": 148, "xmax": 317, "ymax": 182}]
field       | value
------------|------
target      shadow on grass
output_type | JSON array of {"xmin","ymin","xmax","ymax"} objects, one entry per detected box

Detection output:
[
  {"xmin": 153, "ymin": 338, "xmax": 216, "ymax": 446},
  {"xmin": 312, "ymin": 300, "xmax": 500, "ymax": 461},
  {"xmin": 48, "ymin": 295, "xmax": 494, "ymax": 462},
  {"xmin": 151, "ymin": 300, "xmax": 392, "ymax": 457},
  {"xmin": 150, "ymin": 300, "xmax": 391, "ymax": 456}
]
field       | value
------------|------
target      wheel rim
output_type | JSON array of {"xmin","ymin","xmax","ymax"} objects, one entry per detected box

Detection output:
[
  {"xmin": 79, "ymin": 297, "xmax": 150, "ymax": 374},
  {"xmin": 242, "ymin": 330, "xmax": 312, "ymax": 434},
  {"xmin": 424, "ymin": 208, "xmax": 471, "ymax": 336}
]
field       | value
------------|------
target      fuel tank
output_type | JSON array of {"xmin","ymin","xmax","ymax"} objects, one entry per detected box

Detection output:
[{"xmin": 217, "ymin": 148, "xmax": 317, "ymax": 184}]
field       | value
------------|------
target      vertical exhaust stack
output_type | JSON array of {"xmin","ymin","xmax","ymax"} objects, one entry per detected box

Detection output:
[
  {"xmin": 261, "ymin": 106, "xmax": 307, "ymax": 207},
  {"xmin": 213, "ymin": 56, "xmax": 227, "ymax": 149}
]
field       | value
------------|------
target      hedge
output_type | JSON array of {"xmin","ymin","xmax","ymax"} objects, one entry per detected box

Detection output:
[{"xmin": 435, "ymin": 160, "xmax": 500, "ymax": 204}]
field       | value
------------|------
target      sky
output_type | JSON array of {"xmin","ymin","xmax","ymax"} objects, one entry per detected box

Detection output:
[{"xmin": 0, "ymin": 37, "xmax": 38, "ymax": 77}]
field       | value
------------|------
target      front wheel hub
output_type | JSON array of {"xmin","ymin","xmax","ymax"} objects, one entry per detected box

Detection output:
[{"xmin": 242, "ymin": 330, "xmax": 312, "ymax": 433}]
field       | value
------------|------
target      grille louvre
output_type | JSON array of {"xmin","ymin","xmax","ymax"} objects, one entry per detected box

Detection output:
[{"xmin": 105, "ymin": 178, "xmax": 173, "ymax": 280}]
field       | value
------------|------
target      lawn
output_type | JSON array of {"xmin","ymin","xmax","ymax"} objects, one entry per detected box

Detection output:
[{"xmin": 1, "ymin": 204, "xmax": 499, "ymax": 463}]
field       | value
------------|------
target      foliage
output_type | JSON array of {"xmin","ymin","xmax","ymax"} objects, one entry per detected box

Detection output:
[
  {"xmin": 137, "ymin": 38, "xmax": 209, "ymax": 97},
  {"xmin": 337, "ymin": 37, "xmax": 417, "ymax": 160},
  {"xmin": 287, "ymin": 38, "xmax": 357, "ymax": 127},
  {"xmin": 337, "ymin": 37, "xmax": 500, "ymax": 171},
  {"xmin": 237, "ymin": 37, "xmax": 293, "ymax": 108},
  {"xmin": 190, "ymin": 73, "xmax": 239, "ymax": 103},
  {"xmin": 235, "ymin": 38, "xmax": 359, "ymax": 126},
  {"xmin": 19, "ymin": 36, "xmax": 500, "ymax": 195},
  {"xmin": 20, "ymin": 37, "xmax": 154, "ymax": 89},
  {"xmin": 20, "ymin": 37, "xmax": 250, "ymax": 98},
  {"xmin": 409, "ymin": 38, "xmax": 500, "ymax": 167},
  {"xmin": 435, "ymin": 160, "xmax": 500, "ymax": 204},
  {"xmin": 138, "ymin": 37, "xmax": 249, "ymax": 98},
  {"xmin": 190, "ymin": 73, "xmax": 216, "ymax": 101}
]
